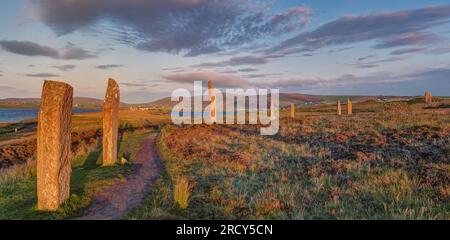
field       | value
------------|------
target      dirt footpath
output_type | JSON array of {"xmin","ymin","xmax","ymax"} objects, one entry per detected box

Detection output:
[{"xmin": 78, "ymin": 135, "xmax": 163, "ymax": 220}]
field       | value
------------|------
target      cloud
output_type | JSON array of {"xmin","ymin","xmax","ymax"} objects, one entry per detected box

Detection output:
[
  {"xmin": 61, "ymin": 47, "xmax": 96, "ymax": 60},
  {"xmin": 238, "ymin": 68, "xmax": 258, "ymax": 72},
  {"xmin": 163, "ymin": 71, "xmax": 250, "ymax": 88},
  {"xmin": 25, "ymin": 73, "xmax": 60, "ymax": 78},
  {"xmin": 0, "ymin": 85, "xmax": 16, "ymax": 91},
  {"xmin": 358, "ymin": 64, "xmax": 379, "ymax": 69},
  {"xmin": 191, "ymin": 55, "xmax": 268, "ymax": 68},
  {"xmin": 259, "ymin": 66, "xmax": 450, "ymax": 96},
  {"xmin": 345, "ymin": 56, "xmax": 404, "ymax": 68},
  {"xmin": 426, "ymin": 43, "xmax": 450, "ymax": 55},
  {"xmin": 305, "ymin": 67, "xmax": 450, "ymax": 96},
  {"xmin": 405, "ymin": 66, "xmax": 450, "ymax": 81},
  {"xmin": 267, "ymin": 5, "xmax": 450, "ymax": 54},
  {"xmin": 259, "ymin": 74, "xmax": 359, "ymax": 89},
  {"xmin": 390, "ymin": 47, "xmax": 428, "ymax": 55},
  {"xmin": 357, "ymin": 55, "xmax": 376, "ymax": 61},
  {"xmin": 0, "ymin": 40, "xmax": 96, "ymax": 59},
  {"xmin": 373, "ymin": 32, "xmax": 440, "ymax": 49},
  {"xmin": 53, "ymin": 64, "xmax": 76, "ymax": 71},
  {"xmin": 121, "ymin": 83, "xmax": 147, "ymax": 87},
  {"xmin": 336, "ymin": 56, "xmax": 403, "ymax": 69},
  {"xmin": 0, "ymin": 40, "xmax": 59, "ymax": 58},
  {"xmin": 29, "ymin": 0, "xmax": 311, "ymax": 56},
  {"xmin": 244, "ymin": 73, "xmax": 280, "ymax": 79},
  {"xmin": 96, "ymin": 64, "xmax": 123, "ymax": 70},
  {"xmin": 139, "ymin": 64, "xmax": 450, "ymax": 93}
]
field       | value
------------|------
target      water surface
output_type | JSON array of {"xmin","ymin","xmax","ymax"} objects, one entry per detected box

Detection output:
[{"xmin": 0, "ymin": 108, "xmax": 100, "ymax": 123}]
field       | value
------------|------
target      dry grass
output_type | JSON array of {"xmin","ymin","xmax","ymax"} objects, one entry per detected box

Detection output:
[
  {"xmin": 173, "ymin": 176, "xmax": 193, "ymax": 209},
  {"xmin": 130, "ymin": 97, "xmax": 450, "ymax": 220},
  {"xmin": 0, "ymin": 108, "xmax": 170, "ymax": 169}
]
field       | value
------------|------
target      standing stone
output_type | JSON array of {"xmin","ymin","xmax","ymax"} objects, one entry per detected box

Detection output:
[
  {"xmin": 290, "ymin": 103, "xmax": 295, "ymax": 119},
  {"xmin": 37, "ymin": 80, "xmax": 73, "ymax": 211},
  {"xmin": 208, "ymin": 80, "xmax": 217, "ymax": 123},
  {"xmin": 424, "ymin": 91, "xmax": 433, "ymax": 104},
  {"xmin": 102, "ymin": 78, "xmax": 120, "ymax": 166},
  {"xmin": 337, "ymin": 98, "xmax": 342, "ymax": 116},
  {"xmin": 347, "ymin": 97, "xmax": 353, "ymax": 115}
]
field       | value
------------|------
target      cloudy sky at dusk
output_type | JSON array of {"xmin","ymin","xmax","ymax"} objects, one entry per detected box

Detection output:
[{"xmin": 0, "ymin": 0, "xmax": 450, "ymax": 103}]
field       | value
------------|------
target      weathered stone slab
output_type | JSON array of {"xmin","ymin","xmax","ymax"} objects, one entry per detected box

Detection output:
[
  {"xmin": 290, "ymin": 103, "xmax": 295, "ymax": 119},
  {"xmin": 347, "ymin": 97, "xmax": 353, "ymax": 115},
  {"xmin": 102, "ymin": 78, "xmax": 120, "ymax": 166},
  {"xmin": 424, "ymin": 91, "xmax": 433, "ymax": 104},
  {"xmin": 208, "ymin": 80, "xmax": 217, "ymax": 123},
  {"xmin": 37, "ymin": 80, "xmax": 73, "ymax": 211},
  {"xmin": 337, "ymin": 98, "xmax": 342, "ymax": 115}
]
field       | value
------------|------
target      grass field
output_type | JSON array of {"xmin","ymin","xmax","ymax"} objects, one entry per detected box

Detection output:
[
  {"xmin": 129, "ymin": 98, "xmax": 450, "ymax": 220},
  {"xmin": 0, "ymin": 128, "xmax": 154, "ymax": 220},
  {"xmin": 0, "ymin": 98, "xmax": 449, "ymax": 219},
  {"xmin": 0, "ymin": 107, "xmax": 169, "ymax": 220}
]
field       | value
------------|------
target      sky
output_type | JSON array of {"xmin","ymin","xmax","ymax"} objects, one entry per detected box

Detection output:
[{"xmin": 0, "ymin": 0, "xmax": 449, "ymax": 103}]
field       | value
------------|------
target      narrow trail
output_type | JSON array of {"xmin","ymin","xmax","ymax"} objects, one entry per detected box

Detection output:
[{"xmin": 78, "ymin": 135, "xmax": 163, "ymax": 220}]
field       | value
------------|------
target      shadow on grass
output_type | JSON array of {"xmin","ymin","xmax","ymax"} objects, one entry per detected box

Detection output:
[{"xmin": 71, "ymin": 149, "xmax": 102, "ymax": 196}]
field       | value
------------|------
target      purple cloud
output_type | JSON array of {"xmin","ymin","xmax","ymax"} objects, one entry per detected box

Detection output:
[
  {"xmin": 0, "ymin": 40, "xmax": 59, "ymax": 58},
  {"xmin": 163, "ymin": 71, "xmax": 250, "ymax": 88},
  {"xmin": 238, "ymin": 68, "xmax": 258, "ymax": 72},
  {"xmin": 390, "ymin": 47, "xmax": 428, "ymax": 55},
  {"xmin": 267, "ymin": 5, "xmax": 450, "ymax": 54},
  {"xmin": 120, "ymin": 83, "xmax": 147, "ymax": 87},
  {"xmin": 53, "ymin": 64, "xmax": 76, "ymax": 71},
  {"xmin": 374, "ymin": 32, "xmax": 440, "ymax": 49},
  {"xmin": 25, "ymin": 73, "xmax": 60, "ymax": 78},
  {"xmin": 29, "ymin": 0, "xmax": 311, "ymax": 56},
  {"xmin": 191, "ymin": 55, "xmax": 269, "ymax": 68},
  {"xmin": 0, "ymin": 40, "xmax": 96, "ymax": 60},
  {"xmin": 96, "ymin": 64, "xmax": 123, "ymax": 70}
]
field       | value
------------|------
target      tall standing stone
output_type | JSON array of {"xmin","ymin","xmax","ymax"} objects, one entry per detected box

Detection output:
[
  {"xmin": 37, "ymin": 80, "xmax": 73, "ymax": 211},
  {"xmin": 290, "ymin": 103, "xmax": 295, "ymax": 119},
  {"xmin": 347, "ymin": 97, "xmax": 353, "ymax": 115},
  {"xmin": 337, "ymin": 98, "xmax": 342, "ymax": 116},
  {"xmin": 424, "ymin": 91, "xmax": 433, "ymax": 104},
  {"xmin": 102, "ymin": 78, "xmax": 120, "ymax": 166},
  {"xmin": 208, "ymin": 80, "xmax": 217, "ymax": 123}
]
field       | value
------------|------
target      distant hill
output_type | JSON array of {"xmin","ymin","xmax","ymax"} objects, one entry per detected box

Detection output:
[
  {"xmin": 1, "ymin": 94, "xmax": 412, "ymax": 109},
  {"xmin": 280, "ymin": 94, "xmax": 415, "ymax": 107},
  {"xmin": 0, "ymin": 97, "xmax": 129, "ymax": 109},
  {"xmin": 142, "ymin": 93, "xmax": 407, "ymax": 108}
]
